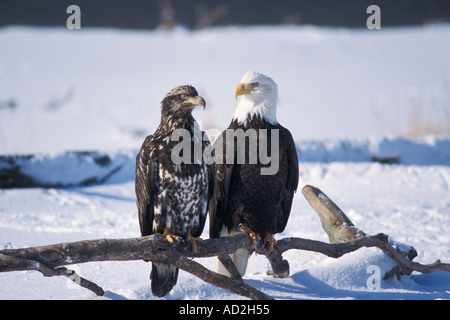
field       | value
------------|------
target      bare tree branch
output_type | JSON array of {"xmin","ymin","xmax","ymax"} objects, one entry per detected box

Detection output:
[
  {"xmin": 301, "ymin": 185, "xmax": 366, "ymax": 243},
  {"xmin": 0, "ymin": 233, "xmax": 271, "ymax": 299},
  {"xmin": 2, "ymin": 231, "xmax": 449, "ymax": 298},
  {"xmin": 0, "ymin": 184, "xmax": 448, "ymax": 299},
  {"xmin": 0, "ymin": 253, "xmax": 104, "ymax": 296},
  {"xmin": 174, "ymin": 256, "xmax": 273, "ymax": 300},
  {"xmin": 298, "ymin": 185, "xmax": 448, "ymax": 278}
]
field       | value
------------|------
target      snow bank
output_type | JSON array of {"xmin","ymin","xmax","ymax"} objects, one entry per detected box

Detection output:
[
  {"xmin": 298, "ymin": 135, "xmax": 450, "ymax": 165},
  {"xmin": 0, "ymin": 150, "xmax": 135, "ymax": 188},
  {"xmin": 2, "ymin": 136, "xmax": 449, "ymax": 188}
]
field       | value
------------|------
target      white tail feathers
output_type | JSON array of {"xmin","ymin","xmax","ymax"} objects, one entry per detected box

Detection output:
[
  {"xmin": 215, "ymin": 248, "xmax": 250, "ymax": 276},
  {"xmin": 215, "ymin": 227, "xmax": 251, "ymax": 276}
]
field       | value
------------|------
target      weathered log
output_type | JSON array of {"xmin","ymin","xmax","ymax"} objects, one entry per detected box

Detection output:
[
  {"xmin": 301, "ymin": 184, "xmax": 420, "ymax": 279},
  {"xmin": 174, "ymin": 256, "xmax": 273, "ymax": 300},
  {"xmin": 0, "ymin": 233, "xmax": 272, "ymax": 300},
  {"xmin": 1, "ymin": 184, "xmax": 449, "ymax": 299},
  {"xmin": 302, "ymin": 185, "xmax": 366, "ymax": 243},
  {"xmin": 2, "ymin": 231, "xmax": 449, "ymax": 299}
]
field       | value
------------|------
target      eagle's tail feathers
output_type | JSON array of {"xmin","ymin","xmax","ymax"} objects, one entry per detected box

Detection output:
[
  {"xmin": 215, "ymin": 227, "xmax": 250, "ymax": 277},
  {"xmin": 151, "ymin": 263, "xmax": 179, "ymax": 297},
  {"xmin": 215, "ymin": 248, "xmax": 250, "ymax": 276}
]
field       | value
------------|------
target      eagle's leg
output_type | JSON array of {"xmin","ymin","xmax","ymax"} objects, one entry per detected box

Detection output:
[
  {"xmin": 263, "ymin": 232, "xmax": 276, "ymax": 251},
  {"xmin": 186, "ymin": 233, "xmax": 202, "ymax": 254},
  {"xmin": 239, "ymin": 223, "xmax": 260, "ymax": 248},
  {"xmin": 156, "ymin": 227, "xmax": 181, "ymax": 244}
]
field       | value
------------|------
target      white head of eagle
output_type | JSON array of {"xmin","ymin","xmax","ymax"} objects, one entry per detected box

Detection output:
[{"xmin": 233, "ymin": 71, "xmax": 278, "ymax": 126}]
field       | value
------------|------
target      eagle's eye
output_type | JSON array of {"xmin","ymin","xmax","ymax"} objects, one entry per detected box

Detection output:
[
  {"xmin": 251, "ymin": 82, "xmax": 259, "ymax": 88},
  {"xmin": 181, "ymin": 94, "xmax": 187, "ymax": 100}
]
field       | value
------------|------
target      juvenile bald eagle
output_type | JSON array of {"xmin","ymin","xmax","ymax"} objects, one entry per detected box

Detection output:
[
  {"xmin": 209, "ymin": 72, "xmax": 299, "ymax": 276},
  {"xmin": 135, "ymin": 85, "xmax": 211, "ymax": 297}
]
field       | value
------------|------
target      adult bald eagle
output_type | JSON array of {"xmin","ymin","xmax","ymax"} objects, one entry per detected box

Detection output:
[
  {"xmin": 135, "ymin": 85, "xmax": 211, "ymax": 297},
  {"xmin": 209, "ymin": 72, "xmax": 299, "ymax": 276}
]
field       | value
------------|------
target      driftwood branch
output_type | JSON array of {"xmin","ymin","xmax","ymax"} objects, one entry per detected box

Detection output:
[
  {"xmin": 0, "ymin": 233, "xmax": 271, "ymax": 300},
  {"xmin": 1, "ymin": 184, "xmax": 449, "ymax": 299},
  {"xmin": 302, "ymin": 185, "xmax": 366, "ymax": 243},
  {"xmin": 0, "ymin": 251, "xmax": 105, "ymax": 295},
  {"xmin": 298, "ymin": 185, "xmax": 430, "ymax": 279}
]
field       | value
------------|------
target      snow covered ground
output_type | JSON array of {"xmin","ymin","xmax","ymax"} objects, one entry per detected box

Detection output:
[{"xmin": 0, "ymin": 25, "xmax": 449, "ymax": 300}]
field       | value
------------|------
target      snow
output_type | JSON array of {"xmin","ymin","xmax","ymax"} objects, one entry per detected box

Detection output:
[{"xmin": 0, "ymin": 25, "xmax": 450, "ymax": 300}]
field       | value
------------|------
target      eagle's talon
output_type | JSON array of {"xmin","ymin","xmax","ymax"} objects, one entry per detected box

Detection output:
[
  {"xmin": 263, "ymin": 232, "xmax": 276, "ymax": 251},
  {"xmin": 239, "ymin": 223, "xmax": 260, "ymax": 248},
  {"xmin": 156, "ymin": 228, "xmax": 181, "ymax": 245},
  {"xmin": 187, "ymin": 234, "xmax": 202, "ymax": 254}
]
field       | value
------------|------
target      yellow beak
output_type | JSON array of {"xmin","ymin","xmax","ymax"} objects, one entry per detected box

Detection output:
[
  {"xmin": 183, "ymin": 95, "xmax": 206, "ymax": 108},
  {"xmin": 235, "ymin": 83, "xmax": 256, "ymax": 99}
]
